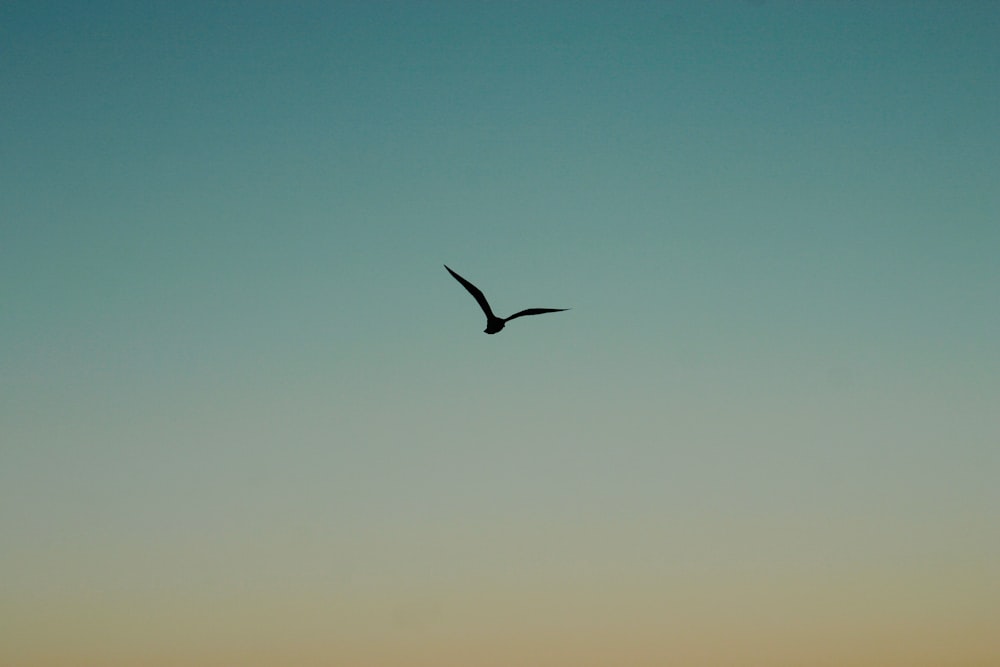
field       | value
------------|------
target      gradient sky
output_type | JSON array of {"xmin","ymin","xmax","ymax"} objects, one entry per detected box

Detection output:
[{"xmin": 2, "ymin": 2, "xmax": 998, "ymax": 665}]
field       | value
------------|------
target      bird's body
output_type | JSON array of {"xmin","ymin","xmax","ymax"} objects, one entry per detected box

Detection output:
[{"xmin": 444, "ymin": 265, "xmax": 568, "ymax": 334}]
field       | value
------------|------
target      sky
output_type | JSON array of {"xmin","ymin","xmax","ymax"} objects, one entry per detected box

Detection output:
[{"xmin": 2, "ymin": 1, "xmax": 998, "ymax": 665}]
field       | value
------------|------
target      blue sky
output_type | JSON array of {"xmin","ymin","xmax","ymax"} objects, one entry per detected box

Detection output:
[{"xmin": 2, "ymin": 2, "xmax": 998, "ymax": 665}]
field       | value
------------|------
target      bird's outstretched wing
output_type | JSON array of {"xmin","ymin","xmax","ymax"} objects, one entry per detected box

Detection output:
[
  {"xmin": 444, "ymin": 265, "xmax": 496, "ymax": 319},
  {"xmin": 505, "ymin": 307, "xmax": 569, "ymax": 322}
]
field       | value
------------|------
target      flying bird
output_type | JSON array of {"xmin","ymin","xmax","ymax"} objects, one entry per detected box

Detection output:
[{"xmin": 444, "ymin": 264, "xmax": 568, "ymax": 334}]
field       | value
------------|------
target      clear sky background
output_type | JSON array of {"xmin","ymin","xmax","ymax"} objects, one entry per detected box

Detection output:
[{"xmin": 2, "ymin": 2, "xmax": 998, "ymax": 665}]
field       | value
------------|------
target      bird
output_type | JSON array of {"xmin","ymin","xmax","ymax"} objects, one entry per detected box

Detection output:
[{"xmin": 444, "ymin": 264, "xmax": 568, "ymax": 334}]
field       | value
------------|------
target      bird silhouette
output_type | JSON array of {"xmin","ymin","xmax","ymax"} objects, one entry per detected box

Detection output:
[{"xmin": 444, "ymin": 264, "xmax": 568, "ymax": 334}]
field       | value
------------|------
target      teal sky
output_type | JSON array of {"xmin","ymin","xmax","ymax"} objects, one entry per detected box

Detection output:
[{"xmin": 3, "ymin": 2, "xmax": 998, "ymax": 665}]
